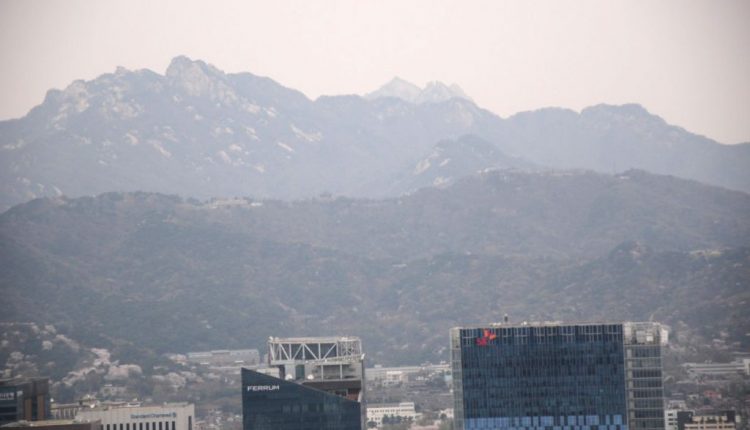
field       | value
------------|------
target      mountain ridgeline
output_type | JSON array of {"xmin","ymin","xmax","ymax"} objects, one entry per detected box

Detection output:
[
  {"xmin": 1, "ymin": 170, "xmax": 749, "ymax": 365},
  {"xmin": 1, "ymin": 56, "xmax": 749, "ymax": 369},
  {"xmin": 0, "ymin": 56, "xmax": 749, "ymax": 211}
]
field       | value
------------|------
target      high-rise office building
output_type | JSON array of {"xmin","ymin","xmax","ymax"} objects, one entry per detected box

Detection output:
[
  {"xmin": 0, "ymin": 378, "xmax": 51, "ymax": 425},
  {"xmin": 450, "ymin": 322, "xmax": 666, "ymax": 430},
  {"xmin": 242, "ymin": 336, "xmax": 365, "ymax": 430}
]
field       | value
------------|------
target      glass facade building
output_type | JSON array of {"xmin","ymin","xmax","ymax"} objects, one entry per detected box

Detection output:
[
  {"xmin": 0, "ymin": 378, "xmax": 50, "ymax": 425},
  {"xmin": 451, "ymin": 322, "xmax": 665, "ymax": 430},
  {"xmin": 241, "ymin": 368, "xmax": 362, "ymax": 430}
]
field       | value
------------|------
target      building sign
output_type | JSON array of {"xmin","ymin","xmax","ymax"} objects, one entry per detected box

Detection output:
[
  {"xmin": 475, "ymin": 329, "xmax": 497, "ymax": 346},
  {"xmin": 130, "ymin": 413, "xmax": 177, "ymax": 420},
  {"xmin": 0, "ymin": 391, "xmax": 15, "ymax": 401},
  {"xmin": 245, "ymin": 385, "xmax": 280, "ymax": 392}
]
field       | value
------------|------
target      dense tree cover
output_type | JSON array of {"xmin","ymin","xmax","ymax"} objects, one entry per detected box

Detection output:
[{"xmin": 1, "ymin": 170, "xmax": 748, "ymax": 370}]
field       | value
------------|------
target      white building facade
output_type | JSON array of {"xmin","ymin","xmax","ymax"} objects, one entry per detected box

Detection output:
[
  {"xmin": 76, "ymin": 403, "xmax": 194, "ymax": 430},
  {"xmin": 666, "ymin": 409, "xmax": 683, "ymax": 430},
  {"xmin": 366, "ymin": 402, "xmax": 419, "ymax": 427},
  {"xmin": 683, "ymin": 359, "xmax": 750, "ymax": 378}
]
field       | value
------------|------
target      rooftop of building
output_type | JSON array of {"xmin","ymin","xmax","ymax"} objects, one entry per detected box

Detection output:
[
  {"xmin": 77, "ymin": 402, "xmax": 192, "ymax": 412},
  {"xmin": 0, "ymin": 377, "xmax": 48, "ymax": 386},
  {"xmin": 686, "ymin": 410, "xmax": 736, "ymax": 417},
  {"xmin": 1, "ymin": 420, "xmax": 99, "ymax": 428},
  {"xmin": 187, "ymin": 349, "xmax": 258, "ymax": 355},
  {"xmin": 268, "ymin": 336, "xmax": 361, "ymax": 343},
  {"xmin": 268, "ymin": 336, "xmax": 364, "ymax": 364},
  {"xmin": 452, "ymin": 320, "xmax": 664, "ymax": 330},
  {"xmin": 367, "ymin": 402, "xmax": 416, "ymax": 409}
]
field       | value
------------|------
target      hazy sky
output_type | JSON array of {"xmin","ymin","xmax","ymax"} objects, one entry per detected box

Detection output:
[{"xmin": 1, "ymin": 0, "xmax": 749, "ymax": 144}]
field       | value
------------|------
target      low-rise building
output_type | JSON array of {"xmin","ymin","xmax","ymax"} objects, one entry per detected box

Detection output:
[
  {"xmin": 0, "ymin": 419, "xmax": 100, "ymax": 430},
  {"xmin": 683, "ymin": 360, "xmax": 749, "ymax": 378},
  {"xmin": 51, "ymin": 397, "xmax": 112, "ymax": 420},
  {"xmin": 677, "ymin": 411, "xmax": 737, "ymax": 430},
  {"xmin": 666, "ymin": 409, "xmax": 688, "ymax": 430},
  {"xmin": 50, "ymin": 405, "xmax": 81, "ymax": 421},
  {"xmin": 76, "ymin": 403, "xmax": 194, "ymax": 430},
  {"xmin": 366, "ymin": 364, "xmax": 450, "ymax": 384},
  {"xmin": 186, "ymin": 350, "xmax": 260, "ymax": 368},
  {"xmin": 366, "ymin": 402, "xmax": 419, "ymax": 428}
]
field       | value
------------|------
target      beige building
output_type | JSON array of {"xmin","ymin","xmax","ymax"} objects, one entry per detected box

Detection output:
[
  {"xmin": 683, "ymin": 360, "xmax": 750, "ymax": 378},
  {"xmin": 665, "ymin": 409, "xmax": 682, "ymax": 430},
  {"xmin": 76, "ymin": 403, "xmax": 194, "ymax": 430},
  {"xmin": 0, "ymin": 419, "xmax": 101, "ymax": 430},
  {"xmin": 677, "ymin": 411, "xmax": 737, "ymax": 430},
  {"xmin": 684, "ymin": 416, "xmax": 735, "ymax": 430},
  {"xmin": 366, "ymin": 402, "xmax": 419, "ymax": 427}
]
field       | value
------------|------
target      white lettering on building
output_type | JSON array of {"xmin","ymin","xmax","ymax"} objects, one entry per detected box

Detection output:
[
  {"xmin": 130, "ymin": 413, "xmax": 177, "ymax": 419},
  {"xmin": 246, "ymin": 385, "xmax": 280, "ymax": 392}
]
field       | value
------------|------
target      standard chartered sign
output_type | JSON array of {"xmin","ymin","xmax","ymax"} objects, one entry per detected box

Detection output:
[
  {"xmin": 130, "ymin": 413, "xmax": 177, "ymax": 420},
  {"xmin": 246, "ymin": 385, "xmax": 280, "ymax": 392}
]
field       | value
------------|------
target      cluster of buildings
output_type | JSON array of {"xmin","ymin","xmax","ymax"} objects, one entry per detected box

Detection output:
[
  {"xmin": 0, "ymin": 379, "xmax": 194, "ymax": 430},
  {"xmin": 366, "ymin": 363, "xmax": 450, "ymax": 388},
  {"xmin": 238, "ymin": 321, "xmax": 668, "ymax": 429},
  {"xmin": 238, "ymin": 322, "xmax": 744, "ymax": 430},
  {"xmin": 4, "ymin": 320, "xmax": 745, "ymax": 430}
]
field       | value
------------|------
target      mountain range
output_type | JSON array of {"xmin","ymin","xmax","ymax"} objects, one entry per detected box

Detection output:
[
  {"xmin": 1, "ymin": 56, "xmax": 748, "ymax": 211},
  {"xmin": 1, "ymin": 56, "xmax": 749, "ymax": 376},
  {"xmin": 1, "ymin": 170, "xmax": 749, "ymax": 366}
]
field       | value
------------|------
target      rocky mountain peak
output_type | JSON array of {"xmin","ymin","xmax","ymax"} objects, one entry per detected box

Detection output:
[
  {"xmin": 1, "ymin": 57, "xmax": 748, "ymax": 213},
  {"xmin": 365, "ymin": 77, "xmax": 471, "ymax": 104},
  {"xmin": 166, "ymin": 56, "xmax": 221, "ymax": 78},
  {"xmin": 417, "ymin": 81, "xmax": 471, "ymax": 104},
  {"xmin": 581, "ymin": 103, "xmax": 665, "ymax": 127},
  {"xmin": 165, "ymin": 56, "xmax": 226, "ymax": 97},
  {"xmin": 364, "ymin": 77, "xmax": 421, "ymax": 102}
]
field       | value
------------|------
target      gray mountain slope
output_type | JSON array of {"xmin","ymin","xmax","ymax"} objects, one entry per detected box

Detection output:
[
  {"xmin": 497, "ymin": 104, "xmax": 750, "ymax": 192},
  {"xmin": 1, "ymin": 56, "xmax": 748, "ymax": 211},
  {"xmin": 388, "ymin": 134, "xmax": 535, "ymax": 194},
  {"xmin": 0, "ymin": 57, "xmax": 502, "ymax": 210},
  {"xmin": 1, "ymin": 170, "xmax": 749, "ymax": 364}
]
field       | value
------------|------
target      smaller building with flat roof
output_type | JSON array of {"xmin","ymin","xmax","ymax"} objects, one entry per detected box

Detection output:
[
  {"xmin": 366, "ymin": 402, "xmax": 419, "ymax": 427},
  {"xmin": 677, "ymin": 411, "xmax": 737, "ymax": 430},
  {"xmin": 1, "ymin": 419, "xmax": 100, "ymax": 430},
  {"xmin": 75, "ymin": 403, "xmax": 193, "ymax": 430}
]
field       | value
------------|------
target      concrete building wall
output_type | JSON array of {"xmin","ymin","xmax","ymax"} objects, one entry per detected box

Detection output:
[{"xmin": 76, "ymin": 404, "xmax": 194, "ymax": 430}]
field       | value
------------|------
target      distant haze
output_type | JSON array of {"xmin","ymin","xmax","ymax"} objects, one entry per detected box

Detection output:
[{"xmin": 1, "ymin": 0, "xmax": 749, "ymax": 144}]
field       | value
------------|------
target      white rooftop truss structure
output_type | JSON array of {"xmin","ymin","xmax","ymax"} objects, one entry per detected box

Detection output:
[{"xmin": 268, "ymin": 336, "xmax": 363, "ymax": 365}]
